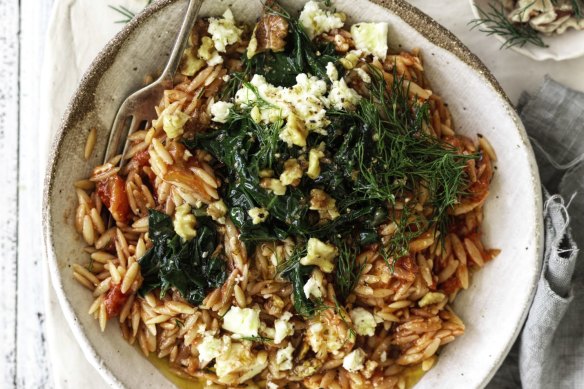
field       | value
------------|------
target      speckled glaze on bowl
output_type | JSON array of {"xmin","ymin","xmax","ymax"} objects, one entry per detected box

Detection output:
[
  {"xmin": 470, "ymin": 0, "xmax": 584, "ymax": 61},
  {"xmin": 42, "ymin": 0, "xmax": 543, "ymax": 388}
]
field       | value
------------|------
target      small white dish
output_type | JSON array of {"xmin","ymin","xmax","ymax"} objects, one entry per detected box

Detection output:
[
  {"xmin": 470, "ymin": 0, "xmax": 584, "ymax": 61},
  {"xmin": 43, "ymin": 0, "xmax": 544, "ymax": 388}
]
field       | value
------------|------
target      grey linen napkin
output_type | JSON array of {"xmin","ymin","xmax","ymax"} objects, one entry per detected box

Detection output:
[{"xmin": 488, "ymin": 77, "xmax": 582, "ymax": 389}]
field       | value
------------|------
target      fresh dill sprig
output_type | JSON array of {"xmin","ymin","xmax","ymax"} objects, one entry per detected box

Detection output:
[
  {"xmin": 350, "ymin": 66, "xmax": 433, "ymax": 204},
  {"xmin": 379, "ymin": 246, "xmax": 395, "ymax": 274},
  {"xmin": 385, "ymin": 204, "xmax": 425, "ymax": 261},
  {"xmin": 469, "ymin": 2, "xmax": 547, "ymax": 48},
  {"xmin": 335, "ymin": 65, "xmax": 476, "ymax": 263},
  {"xmin": 333, "ymin": 299, "xmax": 357, "ymax": 345},
  {"xmin": 230, "ymin": 80, "xmax": 284, "ymax": 169},
  {"xmin": 276, "ymin": 246, "xmax": 305, "ymax": 276},
  {"xmin": 573, "ymin": 0, "xmax": 583, "ymax": 18},
  {"xmin": 109, "ymin": 1, "xmax": 153, "ymax": 24},
  {"xmin": 256, "ymin": 117, "xmax": 284, "ymax": 169},
  {"xmin": 225, "ymin": 105, "xmax": 283, "ymax": 170},
  {"xmin": 333, "ymin": 242, "xmax": 365, "ymax": 303},
  {"xmin": 196, "ymin": 87, "xmax": 206, "ymax": 100},
  {"xmin": 382, "ymin": 204, "xmax": 432, "ymax": 269},
  {"xmin": 109, "ymin": 5, "xmax": 135, "ymax": 24},
  {"xmin": 240, "ymin": 335, "xmax": 274, "ymax": 343}
]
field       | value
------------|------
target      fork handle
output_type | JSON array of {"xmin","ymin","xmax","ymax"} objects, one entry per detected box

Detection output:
[{"xmin": 159, "ymin": 0, "xmax": 203, "ymax": 85}]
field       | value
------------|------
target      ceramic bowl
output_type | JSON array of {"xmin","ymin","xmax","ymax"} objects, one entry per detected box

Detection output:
[
  {"xmin": 43, "ymin": 0, "xmax": 543, "ymax": 388},
  {"xmin": 470, "ymin": 0, "xmax": 584, "ymax": 61}
]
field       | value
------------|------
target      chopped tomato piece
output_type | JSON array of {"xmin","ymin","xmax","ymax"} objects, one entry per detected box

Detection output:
[
  {"xmin": 440, "ymin": 275, "xmax": 461, "ymax": 295},
  {"xmin": 104, "ymin": 283, "xmax": 128, "ymax": 317},
  {"xmin": 96, "ymin": 175, "xmax": 130, "ymax": 223},
  {"xmin": 395, "ymin": 256, "xmax": 418, "ymax": 274},
  {"xmin": 132, "ymin": 148, "xmax": 150, "ymax": 168}
]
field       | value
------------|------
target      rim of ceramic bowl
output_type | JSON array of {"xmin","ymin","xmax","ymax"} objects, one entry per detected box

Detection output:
[
  {"xmin": 42, "ymin": 0, "xmax": 544, "ymax": 388},
  {"xmin": 469, "ymin": 0, "xmax": 584, "ymax": 61}
]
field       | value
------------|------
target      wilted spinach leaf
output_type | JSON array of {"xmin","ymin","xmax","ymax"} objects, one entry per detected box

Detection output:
[
  {"xmin": 138, "ymin": 210, "xmax": 227, "ymax": 305},
  {"xmin": 148, "ymin": 209, "xmax": 175, "ymax": 245},
  {"xmin": 284, "ymin": 262, "xmax": 318, "ymax": 317}
]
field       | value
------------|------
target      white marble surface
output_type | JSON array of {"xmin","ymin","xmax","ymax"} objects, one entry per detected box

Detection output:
[{"xmin": 1, "ymin": 0, "xmax": 582, "ymax": 388}]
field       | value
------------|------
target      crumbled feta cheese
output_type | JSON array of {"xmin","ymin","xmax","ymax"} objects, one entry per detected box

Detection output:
[
  {"xmin": 300, "ymin": 238, "xmax": 339, "ymax": 273},
  {"xmin": 214, "ymin": 340, "xmax": 268, "ymax": 384},
  {"xmin": 418, "ymin": 292, "xmax": 446, "ymax": 307},
  {"xmin": 248, "ymin": 207, "xmax": 269, "ymax": 224},
  {"xmin": 198, "ymin": 36, "xmax": 223, "ymax": 66},
  {"xmin": 307, "ymin": 148, "xmax": 325, "ymax": 179},
  {"xmin": 303, "ymin": 273, "xmax": 324, "ymax": 299},
  {"xmin": 267, "ymin": 382, "xmax": 279, "ymax": 389},
  {"xmin": 354, "ymin": 68, "xmax": 371, "ymax": 83},
  {"xmin": 326, "ymin": 61, "xmax": 339, "ymax": 82},
  {"xmin": 235, "ymin": 74, "xmax": 288, "ymax": 122},
  {"xmin": 173, "ymin": 203, "xmax": 197, "ymax": 241},
  {"xmin": 287, "ymin": 73, "xmax": 329, "ymax": 133},
  {"xmin": 222, "ymin": 306, "xmax": 261, "ymax": 337},
  {"xmin": 343, "ymin": 348, "xmax": 366, "ymax": 372},
  {"xmin": 299, "ymin": 1, "xmax": 346, "ymax": 39},
  {"xmin": 349, "ymin": 307, "xmax": 377, "ymax": 337},
  {"xmin": 274, "ymin": 312, "xmax": 294, "ymax": 344},
  {"xmin": 260, "ymin": 178, "xmax": 287, "ymax": 196},
  {"xmin": 329, "ymin": 78, "xmax": 361, "ymax": 111},
  {"xmin": 207, "ymin": 199, "xmax": 228, "ymax": 224},
  {"xmin": 350, "ymin": 22, "xmax": 389, "ymax": 60},
  {"xmin": 307, "ymin": 322, "xmax": 325, "ymax": 355},
  {"xmin": 235, "ymin": 74, "xmax": 330, "ymax": 142},
  {"xmin": 280, "ymin": 158, "xmax": 303, "ymax": 186},
  {"xmin": 162, "ymin": 110, "xmax": 190, "ymax": 139},
  {"xmin": 197, "ymin": 335, "xmax": 224, "ymax": 364},
  {"xmin": 194, "ymin": 322, "xmax": 209, "ymax": 335},
  {"xmin": 275, "ymin": 343, "xmax": 295, "ymax": 371},
  {"xmin": 207, "ymin": 9, "xmax": 243, "ymax": 52},
  {"xmin": 210, "ymin": 101, "xmax": 233, "ymax": 123}
]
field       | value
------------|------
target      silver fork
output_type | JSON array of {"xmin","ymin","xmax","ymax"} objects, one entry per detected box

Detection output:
[{"xmin": 103, "ymin": 0, "xmax": 203, "ymax": 166}]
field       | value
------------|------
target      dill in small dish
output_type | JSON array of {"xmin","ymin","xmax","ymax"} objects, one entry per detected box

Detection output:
[
  {"xmin": 72, "ymin": 1, "xmax": 499, "ymax": 387},
  {"xmin": 470, "ymin": 0, "xmax": 584, "ymax": 49}
]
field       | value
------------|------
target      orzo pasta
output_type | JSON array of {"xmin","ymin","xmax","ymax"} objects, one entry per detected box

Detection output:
[{"xmin": 73, "ymin": 1, "xmax": 499, "ymax": 387}]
